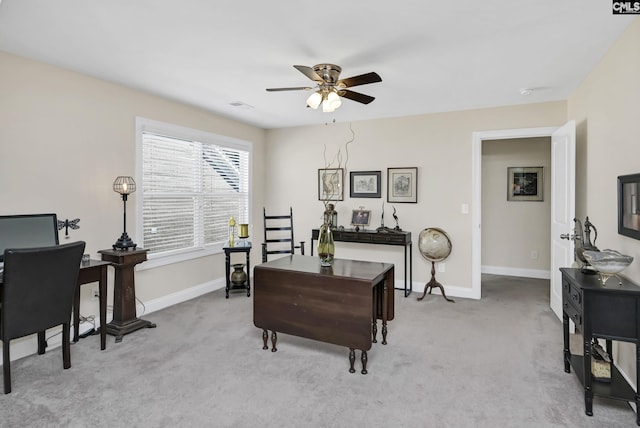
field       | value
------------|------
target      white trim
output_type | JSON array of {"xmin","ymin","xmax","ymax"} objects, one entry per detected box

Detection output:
[
  {"xmin": 471, "ymin": 126, "xmax": 558, "ymax": 300},
  {"xmin": 134, "ymin": 117, "xmax": 253, "ymax": 268},
  {"xmin": 481, "ymin": 265, "xmax": 551, "ymax": 280}
]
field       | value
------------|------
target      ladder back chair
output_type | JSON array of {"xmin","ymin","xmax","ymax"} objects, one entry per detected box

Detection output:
[{"xmin": 262, "ymin": 207, "xmax": 305, "ymax": 263}]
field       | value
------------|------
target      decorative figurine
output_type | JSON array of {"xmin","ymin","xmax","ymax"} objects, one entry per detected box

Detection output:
[
  {"xmin": 393, "ymin": 207, "xmax": 402, "ymax": 231},
  {"xmin": 228, "ymin": 216, "xmax": 237, "ymax": 247},
  {"xmin": 57, "ymin": 218, "xmax": 80, "ymax": 238}
]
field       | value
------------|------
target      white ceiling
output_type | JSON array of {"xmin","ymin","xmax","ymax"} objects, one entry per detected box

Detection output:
[{"xmin": 0, "ymin": 1, "xmax": 635, "ymax": 129}]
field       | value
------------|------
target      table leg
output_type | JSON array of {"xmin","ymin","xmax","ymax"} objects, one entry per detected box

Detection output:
[
  {"xmin": 563, "ymin": 313, "xmax": 571, "ymax": 373},
  {"xmin": 372, "ymin": 288, "xmax": 378, "ymax": 343},
  {"xmin": 262, "ymin": 329, "xmax": 269, "ymax": 350},
  {"xmin": 382, "ymin": 277, "xmax": 388, "ymax": 345},
  {"xmin": 271, "ymin": 331, "xmax": 278, "ymax": 352},
  {"xmin": 361, "ymin": 351, "xmax": 368, "ymax": 375},
  {"xmin": 349, "ymin": 348, "xmax": 356, "ymax": 373},
  {"xmin": 246, "ymin": 250, "xmax": 251, "ymax": 297},
  {"xmin": 584, "ymin": 336, "xmax": 593, "ymax": 416},
  {"xmin": 225, "ymin": 250, "xmax": 231, "ymax": 298}
]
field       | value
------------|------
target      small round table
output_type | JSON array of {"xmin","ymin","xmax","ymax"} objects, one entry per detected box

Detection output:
[{"xmin": 223, "ymin": 241, "xmax": 252, "ymax": 298}]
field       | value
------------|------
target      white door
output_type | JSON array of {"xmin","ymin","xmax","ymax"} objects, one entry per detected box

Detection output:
[{"xmin": 549, "ymin": 120, "xmax": 576, "ymax": 319}]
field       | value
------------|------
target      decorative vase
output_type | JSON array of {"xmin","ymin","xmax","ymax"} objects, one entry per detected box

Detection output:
[
  {"xmin": 231, "ymin": 263, "xmax": 248, "ymax": 286},
  {"xmin": 317, "ymin": 223, "xmax": 335, "ymax": 266}
]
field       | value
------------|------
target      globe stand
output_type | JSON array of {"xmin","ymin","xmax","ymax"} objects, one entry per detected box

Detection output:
[{"xmin": 417, "ymin": 261, "xmax": 455, "ymax": 303}]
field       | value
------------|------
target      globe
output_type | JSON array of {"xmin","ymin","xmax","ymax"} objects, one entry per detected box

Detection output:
[{"xmin": 418, "ymin": 228, "xmax": 452, "ymax": 262}]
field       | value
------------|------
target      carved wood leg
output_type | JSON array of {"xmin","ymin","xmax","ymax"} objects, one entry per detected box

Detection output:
[
  {"xmin": 271, "ymin": 331, "xmax": 278, "ymax": 352},
  {"xmin": 372, "ymin": 320, "xmax": 378, "ymax": 343},
  {"xmin": 349, "ymin": 348, "xmax": 356, "ymax": 373},
  {"xmin": 361, "ymin": 351, "xmax": 368, "ymax": 375},
  {"xmin": 262, "ymin": 329, "xmax": 268, "ymax": 350},
  {"xmin": 382, "ymin": 322, "xmax": 388, "ymax": 345},
  {"xmin": 563, "ymin": 313, "xmax": 571, "ymax": 373},
  {"xmin": 584, "ymin": 336, "xmax": 593, "ymax": 416},
  {"xmin": 636, "ymin": 345, "xmax": 640, "ymax": 426}
]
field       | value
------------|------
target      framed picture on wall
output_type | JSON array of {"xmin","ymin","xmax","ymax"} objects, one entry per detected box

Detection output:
[
  {"xmin": 318, "ymin": 168, "xmax": 344, "ymax": 201},
  {"xmin": 618, "ymin": 173, "xmax": 640, "ymax": 240},
  {"xmin": 350, "ymin": 171, "xmax": 381, "ymax": 198},
  {"xmin": 507, "ymin": 166, "xmax": 543, "ymax": 201},
  {"xmin": 387, "ymin": 167, "xmax": 418, "ymax": 203}
]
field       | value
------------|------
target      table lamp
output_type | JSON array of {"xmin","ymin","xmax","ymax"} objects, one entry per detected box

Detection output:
[{"xmin": 112, "ymin": 176, "xmax": 137, "ymax": 250}]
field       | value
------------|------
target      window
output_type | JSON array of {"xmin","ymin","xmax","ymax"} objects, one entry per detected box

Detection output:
[{"xmin": 136, "ymin": 118, "xmax": 251, "ymax": 266}]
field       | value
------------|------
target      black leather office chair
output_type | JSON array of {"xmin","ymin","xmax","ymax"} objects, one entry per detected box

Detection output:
[
  {"xmin": 262, "ymin": 207, "xmax": 305, "ymax": 263},
  {"xmin": 1, "ymin": 240, "xmax": 85, "ymax": 394}
]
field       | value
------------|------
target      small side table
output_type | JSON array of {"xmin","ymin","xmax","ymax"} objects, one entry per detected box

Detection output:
[
  {"xmin": 98, "ymin": 248, "xmax": 156, "ymax": 342},
  {"xmin": 223, "ymin": 241, "xmax": 251, "ymax": 298}
]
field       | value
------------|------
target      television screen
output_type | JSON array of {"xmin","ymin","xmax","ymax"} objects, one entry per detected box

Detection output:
[{"xmin": 0, "ymin": 213, "xmax": 59, "ymax": 262}]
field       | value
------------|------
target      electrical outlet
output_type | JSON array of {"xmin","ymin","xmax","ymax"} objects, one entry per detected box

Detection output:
[
  {"xmin": 531, "ymin": 250, "xmax": 539, "ymax": 260},
  {"xmin": 92, "ymin": 286, "xmax": 99, "ymax": 298},
  {"xmin": 438, "ymin": 263, "xmax": 446, "ymax": 273}
]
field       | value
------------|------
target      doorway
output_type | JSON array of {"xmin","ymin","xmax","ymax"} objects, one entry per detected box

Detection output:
[
  {"xmin": 480, "ymin": 137, "xmax": 551, "ymax": 288},
  {"xmin": 471, "ymin": 126, "xmax": 562, "ymax": 300}
]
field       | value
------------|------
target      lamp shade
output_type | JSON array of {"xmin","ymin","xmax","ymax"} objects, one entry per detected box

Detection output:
[
  {"xmin": 306, "ymin": 91, "xmax": 322, "ymax": 109},
  {"xmin": 113, "ymin": 176, "xmax": 136, "ymax": 195}
]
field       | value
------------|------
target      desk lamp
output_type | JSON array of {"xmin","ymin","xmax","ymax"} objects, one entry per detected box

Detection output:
[{"xmin": 112, "ymin": 176, "xmax": 137, "ymax": 250}]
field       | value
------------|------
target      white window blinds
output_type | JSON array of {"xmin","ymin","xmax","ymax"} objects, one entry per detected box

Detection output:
[{"xmin": 141, "ymin": 131, "xmax": 249, "ymax": 256}]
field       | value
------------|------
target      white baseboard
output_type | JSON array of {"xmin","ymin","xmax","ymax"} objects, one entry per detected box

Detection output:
[
  {"xmin": 482, "ymin": 265, "xmax": 550, "ymax": 280},
  {"xmin": 1, "ymin": 277, "xmax": 226, "ymax": 366},
  {"xmin": 402, "ymin": 280, "xmax": 480, "ymax": 300}
]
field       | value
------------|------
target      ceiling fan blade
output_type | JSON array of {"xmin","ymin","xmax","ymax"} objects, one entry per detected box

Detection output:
[
  {"xmin": 339, "ymin": 89, "xmax": 375, "ymax": 104},
  {"xmin": 337, "ymin": 72, "xmax": 382, "ymax": 88},
  {"xmin": 293, "ymin": 65, "xmax": 324, "ymax": 83},
  {"xmin": 266, "ymin": 86, "xmax": 313, "ymax": 92}
]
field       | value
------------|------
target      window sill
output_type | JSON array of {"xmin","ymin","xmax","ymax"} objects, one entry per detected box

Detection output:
[{"xmin": 136, "ymin": 244, "xmax": 225, "ymax": 271}]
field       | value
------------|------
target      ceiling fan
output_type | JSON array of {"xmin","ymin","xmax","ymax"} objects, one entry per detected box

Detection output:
[{"xmin": 266, "ymin": 64, "xmax": 382, "ymax": 112}]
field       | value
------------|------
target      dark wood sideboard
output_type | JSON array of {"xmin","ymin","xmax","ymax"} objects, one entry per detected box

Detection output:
[
  {"xmin": 561, "ymin": 268, "xmax": 640, "ymax": 426},
  {"xmin": 310, "ymin": 228, "xmax": 412, "ymax": 296}
]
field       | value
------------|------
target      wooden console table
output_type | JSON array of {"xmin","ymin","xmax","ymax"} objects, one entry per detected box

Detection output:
[
  {"xmin": 561, "ymin": 268, "xmax": 640, "ymax": 425},
  {"xmin": 254, "ymin": 255, "xmax": 394, "ymax": 374},
  {"xmin": 310, "ymin": 228, "xmax": 412, "ymax": 297},
  {"xmin": 99, "ymin": 248, "xmax": 156, "ymax": 342}
]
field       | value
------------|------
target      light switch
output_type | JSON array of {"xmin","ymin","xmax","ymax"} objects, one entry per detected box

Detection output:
[{"xmin": 461, "ymin": 203, "xmax": 469, "ymax": 214}]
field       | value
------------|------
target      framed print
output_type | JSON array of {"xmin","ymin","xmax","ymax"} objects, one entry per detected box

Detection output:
[
  {"xmin": 507, "ymin": 167, "xmax": 543, "ymax": 201},
  {"xmin": 618, "ymin": 173, "xmax": 640, "ymax": 240},
  {"xmin": 387, "ymin": 167, "xmax": 418, "ymax": 203},
  {"xmin": 318, "ymin": 168, "xmax": 344, "ymax": 201},
  {"xmin": 350, "ymin": 170, "xmax": 381, "ymax": 198},
  {"xmin": 351, "ymin": 209, "xmax": 371, "ymax": 226}
]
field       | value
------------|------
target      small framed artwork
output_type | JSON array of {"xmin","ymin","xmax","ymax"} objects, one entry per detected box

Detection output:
[
  {"xmin": 350, "ymin": 171, "xmax": 381, "ymax": 198},
  {"xmin": 387, "ymin": 167, "xmax": 418, "ymax": 203},
  {"xmin": 351, "ymin": 209, "xmax": 371, "ymax": 226},
  {"xmin": 507, "ymin": 167, "xmax": 543, "ymax": 202},
  {"xmin": 618, "ymin": 173, "xmax": 640, "ymax": 240},
  {"xmin": 318, "ymin": 168, "xmax": 344, "ymax": 201}
]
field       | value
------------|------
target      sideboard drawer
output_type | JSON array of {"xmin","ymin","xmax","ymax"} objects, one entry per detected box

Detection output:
[{"xmin": 563, "ymin": 301, "xmax": 582, "ymax": 329}]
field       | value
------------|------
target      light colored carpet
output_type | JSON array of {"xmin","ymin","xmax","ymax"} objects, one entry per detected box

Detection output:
[{"xmin": 0, "ymin": 274, "xmax": 635, "ymax": 427}]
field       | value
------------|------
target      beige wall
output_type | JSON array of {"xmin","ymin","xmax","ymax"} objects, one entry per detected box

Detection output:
[
  {"xmin": 482, "ymin": 138, "xmax": 551, "ymax": 276},
  {"xmin": 264, "ymin": 103, "xmax": 566, "ymax": 293},
  {"xmin": 568, "ymin": 17, "xmax": 640, "ymax": 386},
  {"xmin": 0, "ymin": 51, "xmax": 266, "ymax": 316}
]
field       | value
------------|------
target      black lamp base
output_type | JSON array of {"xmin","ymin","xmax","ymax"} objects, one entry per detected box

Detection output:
[{"xmin": 113, "ymin": 232, "xmax": 137, "ymax": 250}]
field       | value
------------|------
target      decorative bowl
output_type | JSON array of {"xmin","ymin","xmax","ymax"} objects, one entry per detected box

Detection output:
[{"xmin": 582, "ymin": 249, "xmax": 633, "ymax": 285}]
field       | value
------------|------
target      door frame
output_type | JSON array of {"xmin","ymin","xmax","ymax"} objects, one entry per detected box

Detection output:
[{"xmin": 471, "ymin": 126, "xmax": 560, "ymax": 299}]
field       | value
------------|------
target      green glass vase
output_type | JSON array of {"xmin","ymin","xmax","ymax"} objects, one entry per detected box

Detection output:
[{"xmin": 317, "ymin": 223, "xmax": 335, "ymax": 266}]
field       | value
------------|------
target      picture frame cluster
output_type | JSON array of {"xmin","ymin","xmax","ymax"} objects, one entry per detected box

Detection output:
[{"xmin": 318, "ymin": 167, "xmax": 418, "ymax": 203}]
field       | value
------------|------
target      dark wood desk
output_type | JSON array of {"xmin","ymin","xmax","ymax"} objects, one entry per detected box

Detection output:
[
  {"xmin": 75, "ymin": 260, "xmax": 110, "ymax": 350},
  {"xmin": 0, "ymin": 259, "xmax": 109, "ymax": 350},
  {"xmin": 99, "ymin": 248, "xmax": 155, "ymax": 342},
  {"xmin": 223, "ymin": 241, "xmax": 251, "ymax": 298},
  {"xmin": 561, "ymin": 268, "xmax": 640, "ymax": 426},
  {"xmin": 254, "ymin": 255, "xmax": 394, "ymax": 374},
  {"xmin": 310, "ymin": 228, "xmax": 412, "ymax": 297}
]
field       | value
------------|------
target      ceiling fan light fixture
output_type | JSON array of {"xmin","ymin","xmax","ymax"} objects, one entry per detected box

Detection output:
[
  {"xmin": 326, "ymin": 90, "xmax": 342, "ymax": 110},
  {"xmin": 306, "ymin": 91, "xmax": 322, "ymax": 109}
]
